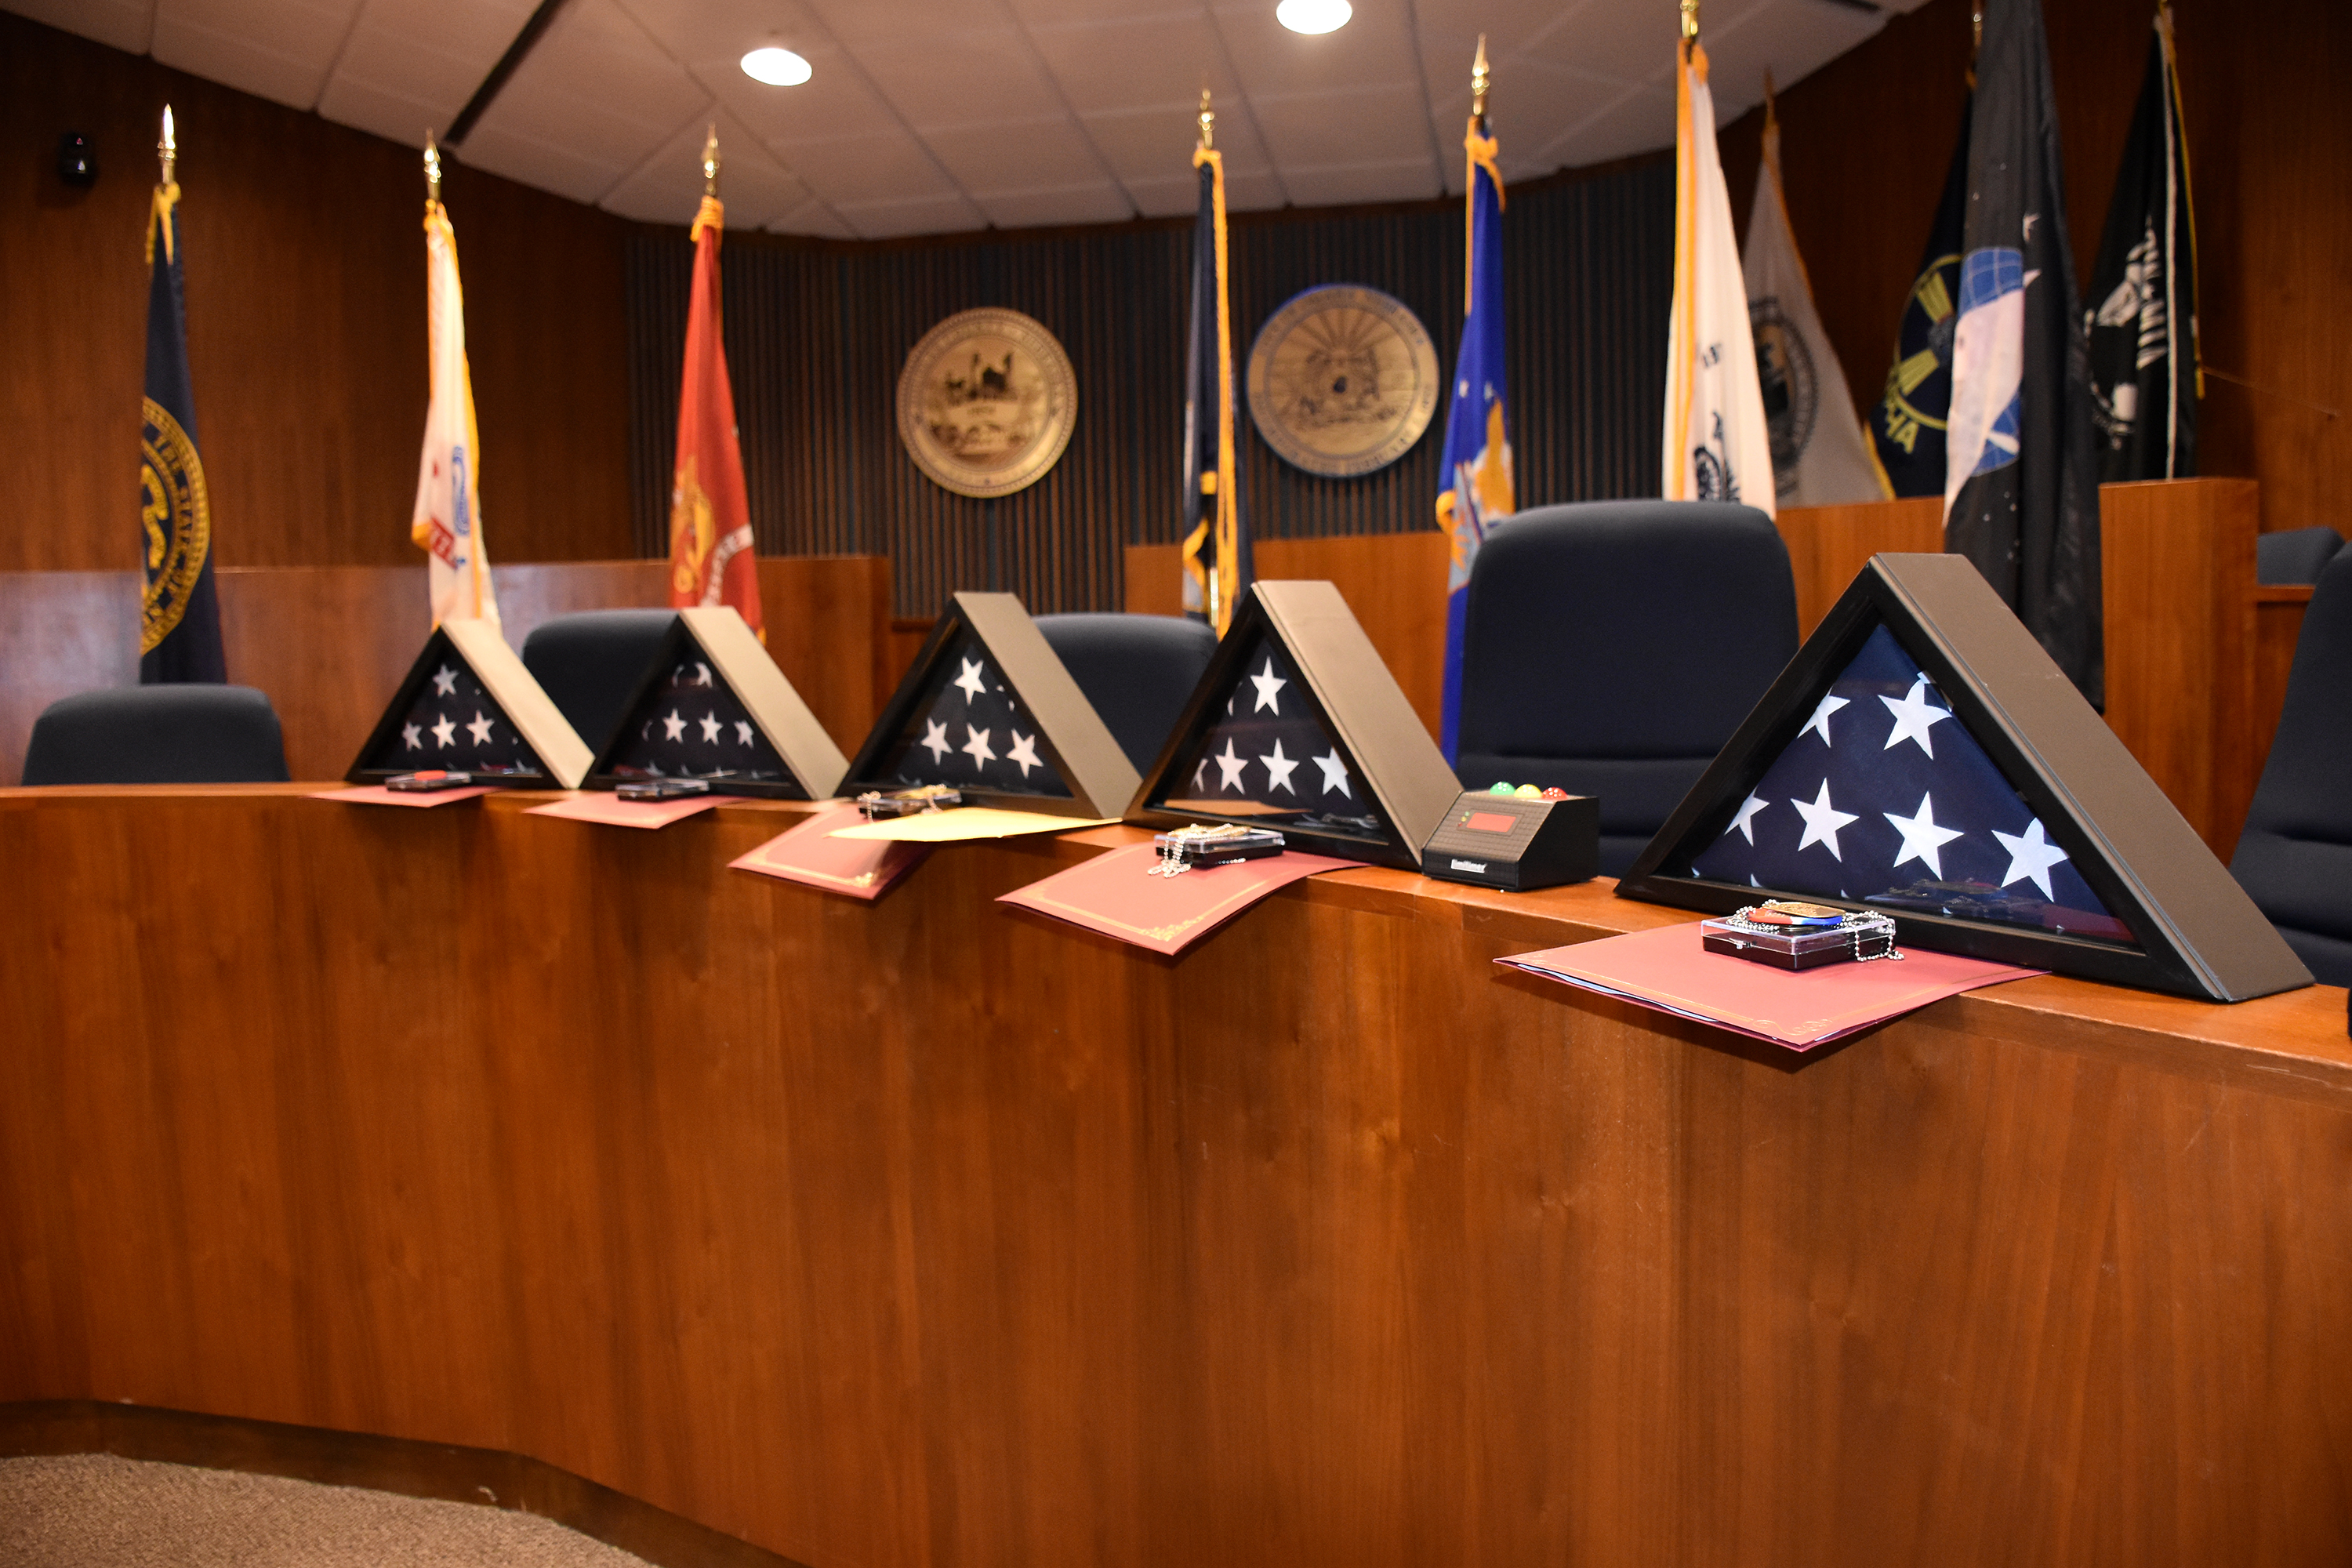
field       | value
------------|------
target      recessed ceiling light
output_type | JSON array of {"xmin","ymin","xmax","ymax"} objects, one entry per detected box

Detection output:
[
  {"xmin": 741, "ymin": 46, "xmax": 812, "ymax": 86},
  {"xmin": 1276, "ymin": 0, "xmax": 1351, "ymax": 34}
]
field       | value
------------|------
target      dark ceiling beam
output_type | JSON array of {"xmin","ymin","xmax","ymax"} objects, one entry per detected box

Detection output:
[{"xmin": 443, "ymin": 0, "xmax": 576, "ymax": 147}]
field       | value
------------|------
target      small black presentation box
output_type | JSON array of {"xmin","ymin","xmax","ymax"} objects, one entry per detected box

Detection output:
[{"xmin": 1419, "ymin": 789, "xmax": 1599, "ymax": 892}]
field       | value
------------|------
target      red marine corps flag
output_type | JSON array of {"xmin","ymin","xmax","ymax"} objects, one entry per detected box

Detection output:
[{"xmin": 668, "ymin": 128, "xmax": 764, "ymax": 639}]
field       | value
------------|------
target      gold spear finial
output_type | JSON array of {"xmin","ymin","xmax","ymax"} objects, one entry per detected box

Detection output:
[
  {"xmin": 1682, "ymin": 0, "xmax": 1700, "ymax": 43},
  {"xmin": 701, "ymin": 125, "xmax": 720, "ymax": 197},
  {"xmin": 158, "ymin": 104, "xmax": 176, "ymax": 187},
  {"xmin": 423, "ymin": 131, "xmax": 442, "ymax": 203},
  {"xmin": 1470, "ymin": 35, "xmax": 1490, "ymax": 119},
  {"xmin": 1198, "ymin": 87, "xmax": 1214, "ymax": 151}
]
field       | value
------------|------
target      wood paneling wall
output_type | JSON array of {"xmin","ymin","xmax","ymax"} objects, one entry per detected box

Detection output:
[
  {"xmin": 0, "ymin": 12, "xmax": 636, "ymax": 573},
  {"xmin": 4, "ymin": 795, "xmax": 2349, "ymax": 1567},
  {"xmin": 624, "ymin": 163, "xmax": 1673, "ymax": 617},
  {"xmin": 1716, "ymin": 0, "xmax": 2352, "ymax": 541}
]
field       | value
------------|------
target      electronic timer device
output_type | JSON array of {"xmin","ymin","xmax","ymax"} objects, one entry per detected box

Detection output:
[{"xmin": 1418, "ymin": 785, "xmax": 1599, "ymax": 892}]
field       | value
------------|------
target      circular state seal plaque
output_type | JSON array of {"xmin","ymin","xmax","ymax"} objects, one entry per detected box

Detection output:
[
  {"xmin": 897, "ymin": 308, "xmax": 1076, "ymax": 499},
  {"xmin": 1246, "ymin": 285, "xmax": 1439, "ymax": 479}
]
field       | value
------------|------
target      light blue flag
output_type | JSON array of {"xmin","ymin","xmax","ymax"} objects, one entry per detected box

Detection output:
[{"xmin": 1436, "ymin": 109, "xmax": 1513, "ymax": 762}]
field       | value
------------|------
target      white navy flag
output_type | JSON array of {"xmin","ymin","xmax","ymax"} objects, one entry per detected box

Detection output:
[
  {"xmin": 1944, "ymin": 0, "xmax": 2102, "ymax": 705},
  {"xmin": 1662, "ymin": 36, "xmax": 1773, "ymax": 517},
  {"xmin": 869, "ymin": 633, "xmax": 1073, "ymax": 799},
  {"xmin": 1690, "ymin": 624, "xmax": 2126, "ymax": 942},
  {"xmin": 1743, "ymin": 102, "xmax": 1888, "ymax": 506}
]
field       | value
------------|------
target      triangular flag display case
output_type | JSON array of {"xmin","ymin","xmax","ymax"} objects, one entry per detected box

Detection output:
[
  {"xmin": 1618, "ymin": 554, "xmax": 2311, "ymax": 1001},
  {"xmin": 586, "ymin": 608, "xmax": 848, "ymax": 800},
  {"xmin": 347, "ymin": 618, "xmax": 593, "ymax": 789},
  {"xmin": 841, "ymin": 591, "xmax": 1139, "ymax": 817},
  {"xmin": 1127, "ymin": 579, "xmax": 1461, "ymax": 869}
]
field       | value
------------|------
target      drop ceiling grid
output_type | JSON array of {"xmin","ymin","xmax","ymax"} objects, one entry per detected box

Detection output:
[{"xmin": 9, "ymin": 0, "xmax": 1938, "ymax": 239}]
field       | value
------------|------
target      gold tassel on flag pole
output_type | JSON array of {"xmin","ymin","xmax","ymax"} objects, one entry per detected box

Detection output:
[
  {"xmin": 147, "ymin": 105, "xmax": 179, "ymax": 264},
  {"xmin": 1192, "ymin": 89, "xmax": 1238, "ymax": 634}
]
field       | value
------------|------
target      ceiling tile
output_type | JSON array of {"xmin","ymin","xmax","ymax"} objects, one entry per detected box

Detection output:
[
  {"xmin": 768, "ymin": 198, "xmax": 855, "ymax": 238},
  {"xmin": 778, "ymin": 129, "xmax": 961, "ymax": 208},
  {"xmin": 1022, "ymin": 13, "xmax": 1241, "ymax": 119},
  {"xmin": 1120, "ymin": 172, "xmax": 1203, "ymax": 220},
  {"xmin": 830, "ymin": 191, "xmax": 989, "ymax": 239},
  {"xmin": 150, "ymin": 0, "xmax": 363, "ymax": 111},
  {"xmin": 316, "ymin": 0, "xmax": 539, "ymax": 145},
  {"xmin": 459, "ymin": 0, "xmax": 710, "ymax": 199},
  {"xmin": 1248, "ymin": 82, "xmax": 1432, "ymax": 172},
  {"xmin": 1218, "ymin": 166, "xmax": 1287, "ymax": 212},
  {"xmin": 1697, "ymin": 0, "xmax": 1887, "ymax": 125},
  {"xmin": 921, "ymin": 116, "xmax": 1113, "ymax": 197},
  {"xmin": 971, "ymin": 183, "xmax": 1134, "ymax": 230},
  {"xmin": 1002, "ymin": 0, "xmax": 1194, "ymax": 26},
  {"xmin": 1209, "ymin": 0, "xmax": 1421, "ymax": 100},
  {"xmin": 1080, "ymin": 106, "xmax": 1273, "ymax": 191},
  {"xmin": 1277, "ymin": 157, "xmax": 1441, "ymax": 208},
  {"xmin": 845, "ymin": 29, "xmax": 1067, "ymax": 131},
  {"xmin": 601, "ymin": 107, "xmax": 811, "ymax": 228},
  {"xmin": 5, "ymin": 0, "xmax": 155, "ymax": 53},
  {"xmin": 1535, "ymin": 79, "xmax": 1675, "ymax": 171}
]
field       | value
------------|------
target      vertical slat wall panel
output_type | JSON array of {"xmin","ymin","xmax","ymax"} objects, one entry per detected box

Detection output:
[{"xmin": 626, "ymin": 158, "xmax": 1671, "ymax": 615}]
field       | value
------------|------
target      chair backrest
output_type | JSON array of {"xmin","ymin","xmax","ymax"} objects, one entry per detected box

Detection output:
[
  {"xmin": 520, "ymin": 610, "xmax": 679, "ymax": 757},
  {"xmin": 2257, "ymin": 525, "xmax": 2346, "ymax": 586},
  {"xmin": 22, "ymin": 684, "xmax": 289, "ymax": 786},
  {"xmin": 2230, "ymin": 549, "xmax": 2352, "ymax": 984},
  {"xmin": 1456, "ymin": 499, "xmax": 1799, "ymax": 875},
  {"xmin": 1035, "ymin": 612, "xmax": 1219, "ymax": 773}
]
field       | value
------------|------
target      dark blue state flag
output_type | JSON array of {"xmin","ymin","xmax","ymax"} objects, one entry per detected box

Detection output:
[
  {"xmin": 138, "ymin": 154, "xmax": 226, "ymax": 684},
  {"xmin": 1690, "ymin": 624, "xmax": 2126, "ymax": 943},
  {"xmin": 1943, "ymin": 0, "xmax": 2102, "ymax": 706}
]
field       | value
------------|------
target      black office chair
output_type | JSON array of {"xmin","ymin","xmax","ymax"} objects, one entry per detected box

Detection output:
[
  {"xmin": 2230, "ymin": 548, "xmax": 2352, "ymax": 985},
  {"xmin": 1035, "ymin": 612, "xmax": 1219, "ymax": 772},
  {"xmin": 2257, "ymin": 526, "xmax": 2345, "ymax": 586},
  {"xmin": 21, "ymin": 684, "xmax": 289, "ymax": 785},
  {"xmin": 520, "ymin": 609, "xmax": 678, "ymax": 757},
  {"xmin": 1454, "ymin": 499, "xmax": 1800, "ymax": 877}
]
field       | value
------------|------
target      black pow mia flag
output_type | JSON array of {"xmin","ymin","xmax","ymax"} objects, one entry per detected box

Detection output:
[{"xmin": 2085, "ymin": 13, "xmax": 2198, "ymax": 482}]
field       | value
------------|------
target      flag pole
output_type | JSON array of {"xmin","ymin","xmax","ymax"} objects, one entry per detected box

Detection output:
[
  {"xmin": 423, "ymin": 131, "xmax": 441, "ymax": 205},
  {"xmin": 157, "ymin": 104, "xmax": 176, "ymax": 186},
  {"xmin": 702, "ymin": 125, "xmax": 720, "ymax": 198},
  {"xmin": 1681, "ymin": 0, "xmax": 1699, "ymax": 43}
]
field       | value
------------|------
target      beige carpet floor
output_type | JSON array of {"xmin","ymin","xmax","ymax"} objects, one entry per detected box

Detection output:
[{"xmin": 0, "ymin": 1454, "xmax": 659, "ymax": 1568}]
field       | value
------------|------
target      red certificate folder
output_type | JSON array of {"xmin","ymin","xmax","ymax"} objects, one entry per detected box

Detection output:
[
  {"xmin": 730, "ymin": 803, "xmax": 929, "ymax": 902},
  {"xmin": 999, "ymin": 842, "xmax": 1352, "ymax": 956},
  {"xmin": 1499, "ymin": 921, "xmax": 2041, "ymax": 1051}
]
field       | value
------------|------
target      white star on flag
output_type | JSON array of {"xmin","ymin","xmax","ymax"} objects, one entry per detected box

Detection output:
[
  {"xmin": 1192, "ymin": 757, "xmax": 1208, "ymax": 791},
  {"xmin": 1726, "ymin": 793, "xmax": 1769, "ymax": 843},
  {"xmin": 401, "ymin": 723, "xmax": 423, "ymax": 750},
  {"xmin": 1259, "ymin": 739, "xmax": 1299, "ymax": 794},
  {"xmin": 431, "ymin": 714, "xmax": 457, "ymax": 748},
  {"xmin": 734, "ymin": 720, "xmax": 754, "ymax": 746},
  {"xmin": 1213, "ymin": 739, "xmax": 1248, "ymax": 791},
  {"xmin": 662, "ymin": 710, "xmax": 687, "ymax": 741},
  {"xmin": 953, "ymin": 658, "xmax": 988, "ymax": 703},
  {"xmin": 1799, "ymin": 693, "xmax": 1849, "ymax": 746},
  {"xmin": 921, "ymin": 719, "xmax": 951, "ymax": 762},
  {"xmin": 1312, "ymin": 748, "xmax": 1351, "ymax": 797},
  {"xmin": 691, "ymin": 662, "xmax": 713, "ymax": 686},
  {"xmin": 1883, "ymin": 791, "xmax": 1965, "ymax": 878},
  {"xmin": 961, "ymin": 725, "xmax": 996, "ymax": 768},
  {"xmin": 1006, "ymin": 730, "xmax": 1042, "ymax": 779},
  {"xmin": 1993, "ymin": 818, "xmax": 2071, "ymax": 900},
  {"xmin": 1791, "ymin": 778, "xmax": 1860, "ymax": 860},
  {"xmin": 432, "ymin": 664, "xmax": 459, "ymax": 697},
  {"xmin": 1248, "ymin": 657, "xmax": 1287, "ymax": 713},
  {"xmin": 466, "ymin": 710, "xmax": 495, "ymax": 746},
  {"xmin": 1880, "ymin": 677, "xmax": 1956, "ymax": 758},
  {"xmin": 699, "ymin": 712, "xmax": 723, "ymax": 744}
]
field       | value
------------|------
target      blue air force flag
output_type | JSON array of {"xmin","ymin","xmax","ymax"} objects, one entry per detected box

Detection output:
[
  {"xmin": 1436, "ymin": 110, "xmax": 1513, "ymax": 763},
  {"xmin": 1692, "ymin": 624, "xmax": 2127, "ymax": 943},
  {"xmin": 139, "ymin": 154, "xmax": 226, "ymax": 684},
  {"xmin": 1944, "ymin": 0, "xmax": 2102, "ymax": 705}
]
